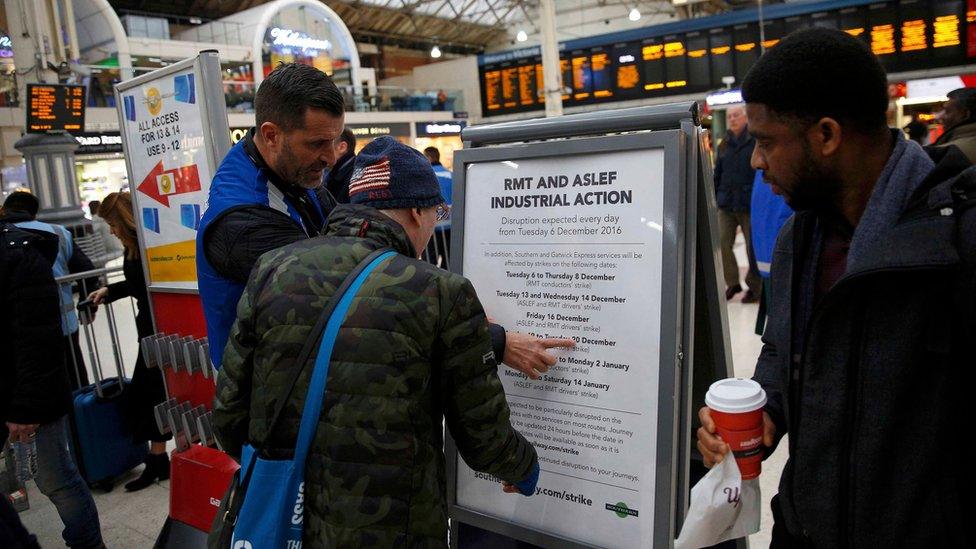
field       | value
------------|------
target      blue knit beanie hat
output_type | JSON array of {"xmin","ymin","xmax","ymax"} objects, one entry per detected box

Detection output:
[{"xmin": 349, "ymin": 136, "xmax": 444, "ymax": 209}]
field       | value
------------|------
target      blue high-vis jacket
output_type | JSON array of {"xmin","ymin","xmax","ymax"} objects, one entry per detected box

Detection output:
[
  {"xmin": 432, "ymin": 163, "xmax": 452, "ymax": 233},
  {"xmin": 14, "ymin": 220, "xmax": 76, "ymax": 335},
  {"xmin": 197, "ymin": 139, "xmax": 324, "ymax": 368},
  {"xmin": 432, "ymin": 163, "xmax": 453, "ymax": 205},
  {"xmin": 749, "ymin": 169, "xmax": 793, "ymax": 278}
]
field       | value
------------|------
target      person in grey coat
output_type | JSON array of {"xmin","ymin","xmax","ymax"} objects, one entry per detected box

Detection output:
[{"xmin": 697, "ymin": 30, "xmax": 976, "ymax": 546}]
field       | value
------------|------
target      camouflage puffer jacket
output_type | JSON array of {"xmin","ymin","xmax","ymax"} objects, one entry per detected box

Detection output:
[{"xmin": 212, "ymin": 204, "xmax": 537, "ymax": 547}]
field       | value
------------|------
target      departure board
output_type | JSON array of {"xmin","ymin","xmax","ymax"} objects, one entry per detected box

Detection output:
[
  {"xmin": 27, "ymin": 84, "xmax": 86, "ymax": 133},
  {"xmin": 868, "ymin": 4, "xmax": 897, "ymax": 57},
  {"xmin": 710, "ymin": 28, "xmax": 734, "ymax": 87},
  {"xmin": 642, "ymin": 38, "xmax": 666, "ymax": 92},
  {"xmin": 686, "ymin": 32, "xmax": 710, "ymax": 91},
  {"xmin": 733, "ymin": 23, "xmax": 760, "ymax": 82},
  {"xmin": 811, "ymin": 11, "xmax": 839, "ymax": 29},
  {"xmin": 479, "ymin": 0, "xmax": 974, "ymax": 117},
  {"xmin": 663, "ymin": 35, "xmax": 687, "ymax": 90},
  {"xmin": 501, "ymin": 64, "xmax": 518, "ymax": 108},
  {"xmin": 518, "ymin": 63, "xmax": 538, "ymax": 106},
  {"xmin": 560, "ymin": 58, "xmax": 572, "ymax": 101},
  {"xmin": 571, "ymin": 51, "xmax": 593, "ymax": 100},
  {"xmin": 591, "ymin": 48, "xmax": 614, "ymax": 99},
  {"xmin": 613, "ymin": 42, "xmax": 642, "ymax": 100},
  {"xmin": 484, "ymin": 69, "xmax": 502, "ymax": 111}
]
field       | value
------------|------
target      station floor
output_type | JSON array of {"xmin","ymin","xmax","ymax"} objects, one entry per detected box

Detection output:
[{"xmin": 18, "ymin": 235, "xmax": 785, "ymax": 548}]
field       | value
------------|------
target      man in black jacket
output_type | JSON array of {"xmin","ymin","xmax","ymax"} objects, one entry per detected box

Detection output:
[
  {"xmin": 697, "ymin": 29, "xmax": 976, "ymax": 546},
  {"xmin": 1, "ymin": 192, "xmax": 101, "ymax": 391},
  {"xmin": 0, "ymin": 222, "xmax": 103, "ymax": 548},
  {"xmin": 323, "ymin": 127, "xmax": 357, "ymax": 203},
  {"xmin": 714, "ymin": 105, "xmax": 761, "ymax": 302}
]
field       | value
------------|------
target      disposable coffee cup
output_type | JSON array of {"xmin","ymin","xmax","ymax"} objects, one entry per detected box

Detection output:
[{"xmin": 705, "ymin": 378, "xmax": 767, "ymax": 480}]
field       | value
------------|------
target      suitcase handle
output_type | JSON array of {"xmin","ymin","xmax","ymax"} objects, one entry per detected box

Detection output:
[{"xmin": 78, "ymin": 301, "xmax": 129, "ymax": 397}]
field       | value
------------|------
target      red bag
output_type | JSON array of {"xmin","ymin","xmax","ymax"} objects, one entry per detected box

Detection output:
[{"xmin": 169, "ymin": 445, "xmax": 239, "ymax": 532}]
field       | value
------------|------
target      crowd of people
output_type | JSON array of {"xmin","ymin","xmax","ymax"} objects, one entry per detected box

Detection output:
[{"xmin": 2, "ymin": 27, "xmax": 975, "ymax": 549}]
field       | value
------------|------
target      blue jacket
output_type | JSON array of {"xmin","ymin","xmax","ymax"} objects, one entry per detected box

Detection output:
[
  {"xmin": 432, "ymin": 162, "xmax": 452, "ymax": 232},
  {"xmin": 749, "ymin": 169, "xmax": 793, "ymax": 277},
  {"xmin": 432, "ymin": 162, "xmax": 453, "ymax": 205},
  {"xmin": 197, "ymin": 139, "xmax": 325, "ymax": 368},
  {"xmin": 714, "ymin": 129, "xmax": 757, "ymax": 212}
]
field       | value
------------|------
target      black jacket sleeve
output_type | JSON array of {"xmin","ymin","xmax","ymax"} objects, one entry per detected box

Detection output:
[
  {"xmin": 67, "ymin": 243, "xmax": 100, "ymax": 296},
  {"xmin": 203, "ymin": 206, "xmax": 309, "ymax": 284},
  {"xmin": 488, "ymin": 322, "xmax": 506, "ymax": 362},
  {"xmin": 1, "ymin": 228, "xmax": 71, "ymax": 426}
]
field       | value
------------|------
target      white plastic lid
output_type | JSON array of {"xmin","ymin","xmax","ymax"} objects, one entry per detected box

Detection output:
[{"xmin": 705, "ymin": 378, "xmax": 767, "ymax": 413}]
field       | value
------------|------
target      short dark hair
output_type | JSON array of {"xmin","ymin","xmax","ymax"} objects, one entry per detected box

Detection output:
[
  {"xmin": 904, "ymin": 120, "xmax": 927, "ymax": 141},
  {"xmin": 742, "ymin": 29, "xmax": 888, "ymax": 134},
  {"xmin": 423, "ymin": 146, "xmax": 440, "ymax": 162},
  {"xmin": 255, "ymin": 63, "xmax": 345, "ymax": 131},
  {"xmin": 337, "ymin": 128, "xmax": 356, "ymax": 152},
  {"xmin": 88, "ymin": 200, "xmax": 101, "ymax": 214},
  {"xmin": 947, "ymin": 88, "xmax": 976, "ymax": 121},
  {"xmin": 3, "ymin": 191, "xmax": 39, "ymax": 217}
]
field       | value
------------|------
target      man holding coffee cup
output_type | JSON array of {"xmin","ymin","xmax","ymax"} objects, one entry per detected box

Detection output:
[{"xmin": 696, "ymin": 29, "xmax": 976, "ymax": 546}]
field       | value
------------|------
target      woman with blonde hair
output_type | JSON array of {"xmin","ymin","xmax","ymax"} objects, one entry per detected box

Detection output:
[{"xmin": 87, "ymin": 192, "xmax": 171, "ymax": 491}]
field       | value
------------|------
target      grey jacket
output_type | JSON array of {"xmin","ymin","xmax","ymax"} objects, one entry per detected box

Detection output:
[
  {"xmin": 754, "ymin": 135, "xmax": 976, "ymax": 547},
  {"xmin": 933, "ymin": 120, "xmax": 976, "ymax": 164}
]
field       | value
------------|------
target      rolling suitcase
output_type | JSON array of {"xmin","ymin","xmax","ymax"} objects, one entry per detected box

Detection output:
[{"xmin": 68, "ymin": 300, "xmax": 148, "ymax": 489}]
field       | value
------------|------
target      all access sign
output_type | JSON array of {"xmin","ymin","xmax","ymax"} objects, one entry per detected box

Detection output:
[{"xmin": 116, "ymin": 59, "xmax": 223, "ymax": 291}]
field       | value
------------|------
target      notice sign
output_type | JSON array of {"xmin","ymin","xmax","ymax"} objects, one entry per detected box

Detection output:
[
  {"xmin": 119, "ymin": 67, "xmax": 210, "ymax": 289},
  {"xmin": 27, "ymin": 84, "xmax": 85, "ymax": 133},
  {"xmin": 456, "ymin": 148, "xmax": 665, "ymax": 547}
]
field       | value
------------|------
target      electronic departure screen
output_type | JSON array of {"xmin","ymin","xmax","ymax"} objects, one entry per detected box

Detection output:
[
  {"xmin": 613, "ymin": 42, "xmax": 642, "ymax": 100},
  {"xmin": 479, "ymin": 0, "xmax": 973, "ymax": 117},
  {"xmin": 27, "ymin": 84, "xmax": 86, "ymax": 133},
  {"xmin": 571, "ymin": 50, "xmax": 593, "ymax": 100},
  {"xmin": 591, "ymin": 47, "xmax": 613, "ymax": 99},
  {"xmin": 518, "ymin": 63, "xmax": 539, "ymax": 106}
]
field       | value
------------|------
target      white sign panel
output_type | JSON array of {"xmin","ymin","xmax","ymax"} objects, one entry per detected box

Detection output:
[
  {"xmin": 119, "ymin": 65, "xmax": 212, "ymax": 290},
  {"xmin": 456, "ymin": 148, "xmax": 665, "ymax": 548}
]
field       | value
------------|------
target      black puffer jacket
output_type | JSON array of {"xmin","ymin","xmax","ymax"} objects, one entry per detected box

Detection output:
[
  {"xmin": 714, "ymin": 129, "xmax": 757, "ymax": 212},
  {"xmin": 0, "ymin": 223, "xmax": 72, "ymax": 442},
  {"xmin": 754, "ymin": 141, "xmax": 976, "ymax": 546}
]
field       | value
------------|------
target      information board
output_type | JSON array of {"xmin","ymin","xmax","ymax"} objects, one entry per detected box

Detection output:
[
  {"xmin": 478, "ymin": 0, "xmax": 969, "ymax": 117},
  {"xmin": 115, "ymin": 53, "xmax": 229, "ymax": 292},
  {"xmin": 456, "ymin": 149, "xmax": 665, "ymax": 547},
  {"xmin": 26, "ymin": 84, "xmax": 85, "ymax": 133},
  {"xmin": 448, "ymin": 117, "xmax": 694, "ymax": 548}
]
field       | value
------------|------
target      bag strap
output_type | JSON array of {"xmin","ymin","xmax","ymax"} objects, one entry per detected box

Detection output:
[
  {"xmin": 260, "ymin": 247, "xmax": 395, "ymax": 450},
  {"xmin": 292, "ymin": 249, "xmax": 396, "ymax": 466}
]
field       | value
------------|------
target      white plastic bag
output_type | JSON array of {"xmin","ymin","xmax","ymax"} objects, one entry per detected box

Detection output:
[{"xmin": 674, "ymin": 455, "xmax": 761, "ymax": 549}]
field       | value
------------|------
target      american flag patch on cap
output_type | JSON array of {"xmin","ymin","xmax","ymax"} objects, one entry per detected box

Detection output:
[{"xmin": 349, "ymin": 157, "xmax": 391, "ymax": 196}]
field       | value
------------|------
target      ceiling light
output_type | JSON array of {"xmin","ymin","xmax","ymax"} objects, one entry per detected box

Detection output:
[
  {"xmin": 516, "ymin": 30, "xmax": 528, "ymax": 42},
  {"xmin": 430, "ymin": 45, "xmax": 442, "ymax": 58},
  {"xmin": 629, "ymin": 8, "xmax": 641, "ymax": 22}
]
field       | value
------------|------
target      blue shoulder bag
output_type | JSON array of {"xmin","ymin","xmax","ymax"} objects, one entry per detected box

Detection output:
[{"xmin": 218, "ymin": 248, "xmax": 396, "ymax": 548}]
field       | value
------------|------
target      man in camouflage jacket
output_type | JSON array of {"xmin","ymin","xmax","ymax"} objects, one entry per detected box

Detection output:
[{"xmin": 213, "ymin": 138, "xmax": 539, "ymax": 547}]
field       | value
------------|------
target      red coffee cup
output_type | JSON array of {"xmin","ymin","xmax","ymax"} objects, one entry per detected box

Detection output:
[{"xmin": 705, "ymin": 378, "xmax": 767, "ymax": 480}]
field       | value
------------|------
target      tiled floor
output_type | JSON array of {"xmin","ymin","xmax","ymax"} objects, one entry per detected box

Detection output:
[{"xmin": 18, "ymin": 235, "xmax": 782, "ymax": 548}]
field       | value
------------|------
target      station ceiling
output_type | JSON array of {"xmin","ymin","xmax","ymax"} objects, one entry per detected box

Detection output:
[{"xmin": 111, "ymin": 1, "xmax": 763, "ymax": 53}]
